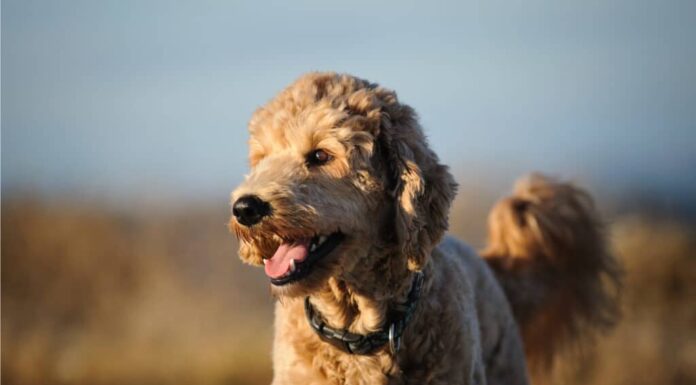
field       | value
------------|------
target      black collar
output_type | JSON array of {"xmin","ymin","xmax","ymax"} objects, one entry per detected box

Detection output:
[{"xmin": 304, "ymin": 272, "xmax": 424, "ymax": 355}]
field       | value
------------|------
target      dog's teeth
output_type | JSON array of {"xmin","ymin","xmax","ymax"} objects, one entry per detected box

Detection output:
[
  {"xmin": 262, "ymin": 259, "xmax": 267, "ymax": 265},
  {"xmin": 310, "ymin": 243, "xmax": 317, "ymax": 252},
  {"xmin": 290, "ymin": 259, "xmax": 296, "ymax": 273},
  {"xmin": 318, "ymin": 235, "xmax": 327, "ymax": 245}
]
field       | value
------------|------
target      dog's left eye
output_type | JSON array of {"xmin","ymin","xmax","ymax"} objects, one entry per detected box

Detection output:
[{"xmin": 306, "ymin": 149, "xmax": 332, "ymax": 167}]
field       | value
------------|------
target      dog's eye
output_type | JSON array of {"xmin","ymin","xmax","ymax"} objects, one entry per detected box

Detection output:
[{"xmin": 306, "ymin": 149, "xmax": 332, "ymax": 167}]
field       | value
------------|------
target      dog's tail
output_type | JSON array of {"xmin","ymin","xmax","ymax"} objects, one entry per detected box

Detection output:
[{"xmin": 482, "ymin": 173, "xmax": 622, "ymax": 377}]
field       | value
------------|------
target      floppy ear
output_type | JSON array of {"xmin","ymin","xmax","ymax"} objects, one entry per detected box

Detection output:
[{"xmin": 378, "ymin": 104, "xmax": 458, "ymax": 271}]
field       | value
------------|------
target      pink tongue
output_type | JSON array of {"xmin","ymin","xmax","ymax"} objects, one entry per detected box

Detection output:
[{"xmin": 264, "ymin": 239, "xmax": 310, "ymax": 279}]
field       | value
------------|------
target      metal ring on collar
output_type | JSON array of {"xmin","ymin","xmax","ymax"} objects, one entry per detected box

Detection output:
[{"xmin": 388, "ymin": 323, "xmax": 401, "ymax": 355}]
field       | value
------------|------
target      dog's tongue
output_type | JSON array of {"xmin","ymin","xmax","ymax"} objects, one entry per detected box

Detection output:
[{"xmin": 264, "ymin": 239, "xmax": 310, "ymax": 279}]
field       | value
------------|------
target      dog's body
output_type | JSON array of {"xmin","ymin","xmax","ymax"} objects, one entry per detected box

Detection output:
[
  {"xmin": 230, "ymin": 73, "xmax": 620, "ymax": 385},
  {"xmin": 271, "ymin": 237, "xmax": 527, "ymax": 385}
]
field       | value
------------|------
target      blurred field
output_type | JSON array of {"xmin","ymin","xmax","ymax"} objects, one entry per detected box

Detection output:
[{"xmin": 2, "ymin": 192, "xmax": 695, "ymax": 385}]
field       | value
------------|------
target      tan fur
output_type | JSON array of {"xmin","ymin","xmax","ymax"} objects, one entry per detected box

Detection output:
[
  {"xmin": 229, "ymin": 72, "xmax": 620, "ymax": 384},
  {"xmin": 482, "ymin": 174, "xmax": 622, "ymax": 382}
]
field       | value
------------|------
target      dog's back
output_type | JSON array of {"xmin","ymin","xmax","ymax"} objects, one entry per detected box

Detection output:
[{"xmin": 436, "ymin": 237, "xmax": 530, "ymax": 384}]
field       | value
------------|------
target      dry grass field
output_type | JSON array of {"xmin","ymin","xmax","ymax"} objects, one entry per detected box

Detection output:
[{"xmin": 2, "ymin": 191, "xmax": 695, "ymax": 385}]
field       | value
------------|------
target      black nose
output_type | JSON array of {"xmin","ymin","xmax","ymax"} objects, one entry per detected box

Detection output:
[{"xmin": 233, "ymin": 195, "xmax": 271, "ymax": 226}]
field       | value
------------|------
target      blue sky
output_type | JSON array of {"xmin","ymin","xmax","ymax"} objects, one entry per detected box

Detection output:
[{"xmin": 3, "ymin": 0, "xmax": 695, "ymax": 204}]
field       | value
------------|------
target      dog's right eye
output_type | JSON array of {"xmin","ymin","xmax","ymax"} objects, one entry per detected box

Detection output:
[{"xmin": 306, "ymin": 149, "xmax": 332, "ymax": 167}]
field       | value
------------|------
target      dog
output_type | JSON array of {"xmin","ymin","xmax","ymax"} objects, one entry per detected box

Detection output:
[{"xmin": 229, "ymin": 72, "xmax": 621, "ymax": 385}]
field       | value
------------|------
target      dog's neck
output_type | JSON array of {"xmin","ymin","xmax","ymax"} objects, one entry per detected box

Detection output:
[{"xmin": 307, "ymin": 252, "xmax": 418, "ymax": 334}]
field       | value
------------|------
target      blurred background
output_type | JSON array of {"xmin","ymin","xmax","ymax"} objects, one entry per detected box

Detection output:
[{"xmin": 2, "ymin": 1, "xmax": 695, "ymax": 384}]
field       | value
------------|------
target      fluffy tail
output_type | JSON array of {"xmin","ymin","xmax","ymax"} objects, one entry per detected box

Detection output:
[{"xmin": 482, "ymin": 174, "xmax": 622, "ymax": 378}]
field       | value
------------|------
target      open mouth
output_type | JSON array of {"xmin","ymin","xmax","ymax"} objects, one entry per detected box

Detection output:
[{"xmin": 264, "ymin": 232, "xmax": 345, "ymax": 286}]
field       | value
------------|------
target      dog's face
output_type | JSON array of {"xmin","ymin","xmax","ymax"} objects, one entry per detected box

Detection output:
[{"xmin": 230, "ymin": 73, "xmax": 456, "ymax": 297}]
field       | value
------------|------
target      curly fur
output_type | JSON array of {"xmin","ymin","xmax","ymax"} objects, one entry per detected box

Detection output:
[
  {"xmin": 229, "ymin": 72, "xmax": 621, "ymax": 385},
  {"xmin": 482, "ymin": 174, "xmax": 622, "ymax": 380}
]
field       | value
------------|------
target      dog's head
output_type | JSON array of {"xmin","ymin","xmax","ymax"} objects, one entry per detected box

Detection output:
[{"xmin": 230, "ymin": 73, "xmax": 456, "ymax": 297}]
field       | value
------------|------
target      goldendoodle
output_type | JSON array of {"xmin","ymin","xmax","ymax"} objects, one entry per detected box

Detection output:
[{"xmin": 229, "ymin": 72, "xmax": 621, "ymax": 385}]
